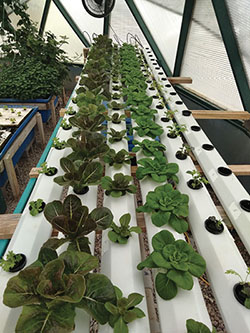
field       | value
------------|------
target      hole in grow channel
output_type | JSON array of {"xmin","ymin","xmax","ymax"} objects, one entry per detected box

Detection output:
[
  {"xmin": 158, "ymin": 72, "xmax": 164, "ymax": 75},
  {"xmin": 156, "ymin": 104, "xmax": 164, "ymax": 109},
  {"xmin": 165, "ymin": 84, "xmax": 171, "ymax": 88},
  {"xmin": 191, "ymin": 125, "xmax": 201, "ymax": 132},
  {"xmin": 175, "ymin": 101, "xmax": 183, "ymax": 105},
  {"xmin": 153, "ymin": 62, "xmax": 157, "ymax": 65},
  {"xmin": 202, "ymin": 144, "xmax": 214, "ymax": 151},
  {"xmin": 217, "ymin": 167, "xmax": 232, "ymax": 176},
  {"xmin": 153, "ymin": 95, "xmax": 159, "ymax": 99},
  {"xmin": 182, "ymin": 110, "xmax": 191, "ymax": 116},
  {"xmin": 155, "ymin": 67, "xmax": 160, "ymax": 70},
  {"xmin": 170, "ymin": 92, "xmax": 177, "ymax": 96},
  {"xmin": 161, "ymin": 78, "xmax": 167, "ymax": 81},
  {"xmin": 240, "ymin": 200, "xmax": 250, "ymax": 212},
  {"xmin": 149, "ymin": 87, "xmax": 155, "ymax": 91}
]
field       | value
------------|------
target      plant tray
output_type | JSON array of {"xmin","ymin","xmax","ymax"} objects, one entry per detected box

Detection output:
[
  {"xmin": 0, "ymin": 130, "xmax": 11, "ymax": 151},
  {"xmin": 0, "ymin": 107, "xmax": 33, "ymax": 127}
]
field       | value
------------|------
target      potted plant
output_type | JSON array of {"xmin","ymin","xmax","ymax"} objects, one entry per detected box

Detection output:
[
  {"xmin": 133, "ymin": 116, "xmax": 163, "ymax": 139},
  {"xmin": 225, "ymin": 268, "xmax": 250, "ymax": 309},
  {"xmin": 101, "ymin": 173, "xmax": 137, "ymax": 197},
  {"xmin": 44, "ymin": 194, "xmax": 113, "ymax": 253},
  {"xmin": 137, "ymin": 183, "xmax": 189, "ymax": 233},
  {"xmin": 52, "ymin": 137, "xmax": 67, "ymax": 150},
  {"xmin": 108, "ymin": 213, "xmax": 141, "ymax": 244},
  {"xmin": 137, "ymin": 230, "xmax": 206, "ymax": 300},
  {"xmin": 0, "ymin": 250, "xmax": 26, "ymax": 273},
  {"xmin": 204, "ymin": 216, "xmax": 224, "ymax": 234},
  {"xmin": 167, "ymin": 123, "xmax": 187, "ymax": 139},
  {"xmin": 103, "ymin": 149, "xmax": 132, "ymax": 169},
  {"xmin": 186, "ymin": 170, "xmax": 209, "ymax": 190},
  {"xmin": 132, "ymin": 139, "xmax": 166, "ymax": 157},
  {"xmin": 136, "ymin": 155, "xmax": 179, "ymax": 184},
  {"xmin": 61, "ymin": 119, "xmax": 72, "ymax": 131},
  {"xmin": 29, "ymin": 198, "xmax": 46, "ymax": 216},
  {"xmin": 38, "ymin": 162, "xmax": 57, "ymax": 176},
  {"xmin": 161, "ymin": 109, "xmax": 178, "ymax": 122},
  {"xmin": 105, "ymin": 286, "xmax": 145, "ymax": 331},
  {"xmin": 54, "ymin": 158, "xmax": 103, "ymax": 195},
  {"xmin": 175, "ymin": 143, "xmax": 192, "ymax": 160},
  {"xmin": 108, "ymin": 129, "xmax": 127, "ymax": 144}
]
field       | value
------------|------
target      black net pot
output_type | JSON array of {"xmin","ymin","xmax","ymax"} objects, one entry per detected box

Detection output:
[
  {"xmin": 9, "ymin": 254, "xmax": 27, "ymax": 273},
  {"xmin": 187, "ymin": 179, "xmax": 203, "ymax": 190},
  {"xmin": 45, "ymin": 167, "xmax": 58, "ymax": 177},
  {"xmin": 233, "ymin": 283, "xmax": 249, "ymax": 307},
  {"xmin": 217, "ymin": 167, "xmax": 232, "ymax": 176},
  {"xmin": 156, "ymin": 104, "xmax": 164, "ymax": 110},
  {"xmin": 191, "ymin": 125, "xmax": 201, "ymax": 132},
  {"xmin": 29, "ymin": 201, "xmax": 46, "ymax": 214},
  {"xmin": 182, "ymin": 110, "xmax": 191, "ymax": 116},
  {"xmin": 167, "ymin": 133, "xmax": 177, "ymax": 139},
  {"xmin": 204, "ymin": 218, "xmax": 224, "ymax": 234},
  {"xmin": 161, "ymin": 117, "xmax": 170, "ymax": 122},
  {"xmin": 239, "ymin": 200, "xmax": 250, "ymax": 212},
  {"xmin": 62, "ymin": 125, "xmax": 72, "ymax": 131},
  {"xmin": 73, "ymin": 186, "xmax": 89, "ymax": 195},
  {"xmin": 175, "ymin": 151, "xmax": 187, "ymax": 160},
  {"xmin": 202, "ymin": 144, "xmax": 214, "ymax": 151}
]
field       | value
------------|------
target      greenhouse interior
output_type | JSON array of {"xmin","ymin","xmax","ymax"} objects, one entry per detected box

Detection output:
[{"xmin": 0, "ymin": 0, "xmax": 250, "ymax": 332}]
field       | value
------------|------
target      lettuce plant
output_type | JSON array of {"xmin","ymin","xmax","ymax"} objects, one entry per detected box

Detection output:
[
  {"xmin": 108, "ymin": 213, "xmax": 141, "ymax": 244},
  {"xmin": 101, "ymin": 173, "xmax": 137, "ymax": 197},
  {"xmin": 66, "ymin": 132, "xmax": 109, "ymax": 162},
  {"xmin": 132, "ymin": 139, "xmax": 166, "ymax": 157},
  {"xmin": 133, "ymin": 116, "xmax": 163, "ymax": 139},
  {"xmin": 3, "ymin": 249, "xmax": 116, "ymax": 331},
  {"xmin": 44, "ymin": 194, "xmax": 113, "ymax": 253},
  {"xmin": 137, "ymin": 230, "xmax": 206, "ymax": 300},
  {"xmin": 107, "ymin": 112, "xmax": 126, "ymax": 124},
  {"xmin": 125, "ymin": 91, "xmax": 152, "ymax": 108},
  {"xmin": 130, "ymin": 105, "xmax": 157, "ymax": 120},
  {"xmin": 137, "ymin": 183, "xmax": 189, "ymax": 233},
  {"xmin": 105, "ymin": 286, "xmax": 145, "ymax": 332},
  {"xmin": 108, "ymin": 129, "xmax": 127, "ymax": 144},
  {"xmin": 0, "ymin": 251, "xmax": 22, "ymax": 272},
  {"xmin": 136, "ymin": 155, "xmax": 179, "ymax": 183},
  {"xmin": 69, "ymin": 114, "xmax": 106, "ymax": 135},
  {"xmin": 54, "ymin": 158, "xmax": 103, "ymax": 194},
  {"xmin": 103, "ymin": 148, "xmax": 132, "ymax": 169},
  {"xmin": 186, "ymin": 319, "xmax": 216, "ymax": 333},
  {"xmin": 29, "ymin": 198, "xmax": 45, "ymax": 216}
]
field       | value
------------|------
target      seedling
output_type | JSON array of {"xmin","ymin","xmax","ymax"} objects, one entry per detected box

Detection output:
[
  {"xmin": 176, "ymin": 143, "xmax": 192, "ymax": 160},
  {"xmin": 226, "ymin": 267, "xmax": 250, "ymax": 309},
  {"xmin": 52, "ymin": 137, "xmax": 67, "ymax": 149},
  {"xmin": 167, "ymin": 123, "xmax": 187, "ymax": 138},
  {"xmin": 38, "ymin": 162, "xmax": 57, "ymax": 176},
  {"xmin": 0, "ymin": 251, "xmax": 22, "ymax": 272},
  {"xmin": 61, "ymin": 119, "xmax": 72, "ymax": 130},
  {"xmin": 163, "ymin": 109, "xmax": 178, "ymax": 121},
  {"xmin": 105, "ymin": 286, "xmax": 145, "ymax": 331},
  {"xmin": 10, "ymin": 118, "xmax": 16, "ymax": 124},
  {"xmin": 108, "ymin": 213, "xmax": 141, "ymax": 244},
  {"xmin": 108, "ymin": 112, "xmax": 126, "ymax": 124},
  {"xmin": 3, "ymin": 105, "xmax": 8, "ymax": 110},
  {"xmin": 101, "ymin": 173, "xmax": 137, "ymax": 197},
  {"xmin": 29, "ymin": 198, "xmax": 45, "ymax": 216},
  {"xmin": 186, "ymin": 170, "xmax": 209, "ymax": 189},
  {"xmin": 11, "ymin": 108, "xmax": 15, "ymax": 113},
  {"xmin": 108, "ymin": 129, "xmax": 127, "ymax": 144},
  {"xmin": 0, "ymin": 112, "xmax": 2, "ymax": 117},
  {"xmin": 66, "ymin": 106, "xmax": 76, "ymax": 115},
  {"xmin": 23, "ymin": 107, "xmax": 27, "ymax": 111},
  {"xmin": 17, "ymin": 111, "xmax": 22, "ymax": 117}
]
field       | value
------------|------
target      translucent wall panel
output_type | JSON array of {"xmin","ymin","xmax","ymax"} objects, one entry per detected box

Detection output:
[
  {"xmin": 134, "ymin": 0, "xmax": 184, "ymax": 72},
  {"xmin": 110, "ymin": 0, "xmax": 147, "ymax": 45},
  {"xmin": 181, "ymin": 0, "xmax": 243, "ymax": 110},
  {"xmin": 225, "ymin": 0, "xmax": 250, "ymax": 86},
  {"xmin": 45, "ymin": 2, "xmax": 85, "ymax": 63},
  {"xmin": 60, "ymin": 0, "xmax": 103, "ymax": 44}
]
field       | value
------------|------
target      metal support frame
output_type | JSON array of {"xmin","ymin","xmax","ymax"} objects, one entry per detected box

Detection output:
[
  {"xmin": 39, "ymin": 0, "xmax": 51, "ymax": 36},
  {"xmin": 52, "ymin": 0, "xmax": 90, "ymax": 47},
  {"xmin": 103, "ymin": 14, "xmax": 110, "ymax": 35},
  {"xmin": 173, "ymin": 0, "xmax": 195, "ymax": 76},
  {"xmin": 124, "ymin": 0, "xmax": 172, "ymax": 76},
  {"xmin": 211, "ymin": 0, "xmax": 250, "ymax": 112}
]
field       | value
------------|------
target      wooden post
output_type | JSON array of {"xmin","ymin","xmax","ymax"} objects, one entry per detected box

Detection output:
[
  {"xmin": 48, "ymin": 98, "xmax": 56, "ymax": 126},
  {"xmin": 36, "ymin": 113, "xmax": 45, "ymax": 145},
  {"xmin": 3, "ymin": 153, "xmax": 20, "ymax": 198},
  {"xmin": 62, "ymin": 87, "xmax": 67, "ymax": 106}
]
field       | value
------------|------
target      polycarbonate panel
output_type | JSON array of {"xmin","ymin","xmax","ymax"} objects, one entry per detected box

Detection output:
[
  {"xmin": 60, "ymin": 0, "xmax": 103, "ymax": 44},
  {"xmin": 45, "ymin": 1, "xmax": 84, "ymax": 63},
  {"xmin": 225, "ymin": 0, "xmax": 250, "ymax": 86},
  {"xmin": 110, "ymin": 0, "xmax": 147, "ymax": 46},
  {"xmin": 134, "ymin": 0, "xmax": 184, "ymax": 71},
  {"xmin": 181, "ymin": 0, "xmax": 243, "ymax": 110}
]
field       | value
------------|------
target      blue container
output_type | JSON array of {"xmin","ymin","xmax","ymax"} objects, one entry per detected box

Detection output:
[{"xmin": 0, "ymin": 96, "xmax": 58, "ymax": 123}]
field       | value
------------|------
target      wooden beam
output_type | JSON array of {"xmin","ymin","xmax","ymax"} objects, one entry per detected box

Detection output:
[
  {"xmin": 132, "ymin": 164, "xmax": 250, "ymax": 176},
  {"xmin": 191, "ymin": 110, "xmax": 250, "ymax": 120},
  {"xmin": 0, "ymin": 214, "xmax": 21, "ymax": 239},
  {"xmin": 36, "ymin": 113, "xmax": 45, "ymax": 146},
  {"xmin": 29, "ymin": 167, "xmax": 42, "ymax": 178},
  {"xmin": 168, "ymin": 77, "xmax": 192, "ymax": 84}
]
